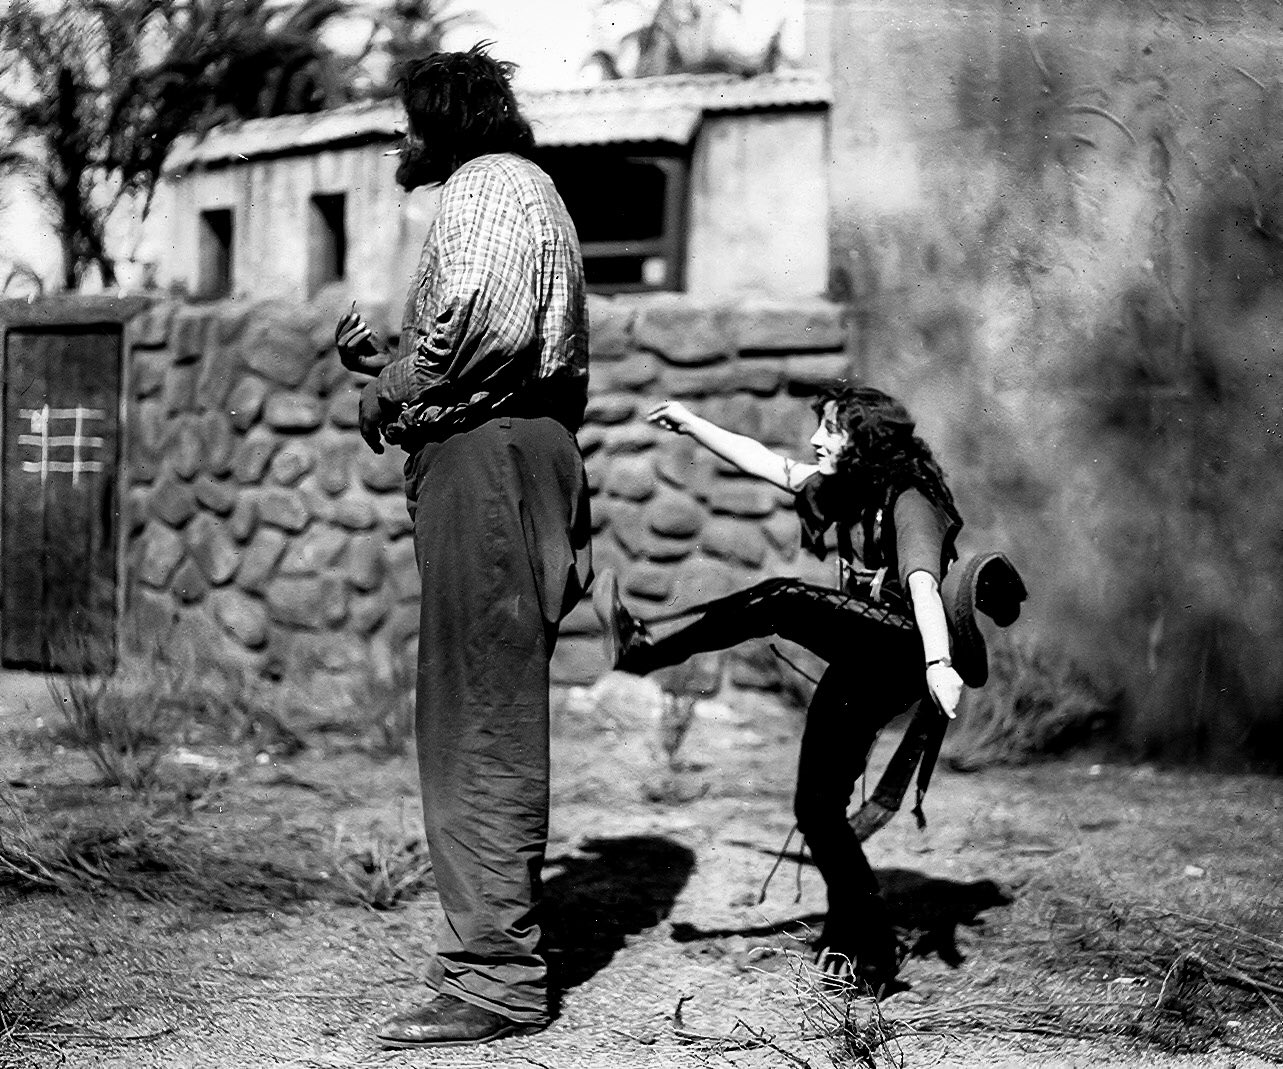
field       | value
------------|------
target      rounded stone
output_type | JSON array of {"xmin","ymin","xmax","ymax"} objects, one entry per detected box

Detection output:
[
  {"xmin": 634, "ymin": 297, "xmax": 735, "ymax": 365},
  {"xmin": 137, "ymin": 524, "xmax": 184, "ymax": 587},
  {"xmin": 131, "ymin": 351, "xmax": 166, "ymax": 399},
  {"xmin": 196, "ymin": 346, "xmax": 240, "ymax": 411},
  {"xmin": 346, "ymin": 535, "xmax": 385, "ymax": 591},
  {"xmin": 241, "ymin": 316, "xmax": 318, "ymax": 387},
  {"xmin": 603, "ymin": 424, "xmax": 663, "ymax": 455},
  {"xmin": 227, "ymin": 376, "xmax": 269, "ymax": 432},
  {"xmin": 333, "ymin": 497, "xmax": 377, "ymax": 531},
  {"xmin": 269, "ymin": 442, "xmax": 316, "ymax": 486},
  {"xmin": 199, "ymin": 411, "xmax": 235, "ymax": 476},
  {"xmin": 170, "ymin": 418, "xmax": 203, "ymax": 481},
  {"xmin": 277, "ymin": 525, "xmax": 349, "ymax": 577},
  {"xmin": 149, "ymin": 477, "xmax": 197, "ymax": 528},
  {"xmin": 317, "ymin": 441, "xmax": 355, "ymax": 496},
  {"xmin": 263, "ymin": 393, "xmax": 324, "ymax": 432},
  {"xmin": 359, "ymin": 451, "xmax": 406, "ymax": 493},
  {"xmin": 706, "ymin": 482, "xmax": 778, "ymax": 518},
  {"xmin": 585, "ymin": 393, "xmax": 638, "ymax": 426},
  {"xmin": 699, "ymin": 517, "xmax": 769, "ymax": 569},
  {"xmin": 186, "ymin": 513, "xmax": 240, "ymax": 584},
  {"xmin": 172, "ymin": 558, "xmax": 209, "ymax": 604},
  {"xmin": 349, "ymin": 590, "xmax": 393, "ymax": 635},
  {"xmin": 163, "ymin": 365, "xmax": 198, "ymax": 415},
  {"xmin": 598, "ymin": 352, "xmax": 660, "ymax": 391},
  {"xmin": 228, "ymin": 495, "xmax": 258, "ymax": 542},
  {"xmin": 327, "ymin": 392, "xmax": 360, "ymax": 430},
  {"xmin": 236, "ymin": 528, "xmax": 287, "ymax": 593},
  {"xmin": 384, "ymin": 540, "xmax": 421, "ymax": 602},
  {"xmin": 645, "ymin": 490, "xmax": 705, "ymax": 538},
  {"xmin": 373, "ymin": 495, "xmax": 414, "ymax": 539},
  {"xmin": 265, "ymin": 575, "xmax": 348, "ymax": 628},
  {"xmin": 253, "ymin": 488, "xmax": 311, "ymax": 533},
  {"xmin": 208, "ymin": 588, "xmax": 269, "ymax": 649},
  {"xmin": 385, "ymin": 603, "xmax": 421, "ymax": 645},
  {"xmin": 605, "ymin": 456, "xmax": 657, "ymax": 502},
  {"xmin": 125, "ymin": 486, "xmax": 149, "ymax": 534},
  {"xmin": 232, "ymin": 426, "xmax": 279, "ymax": 484},
  {"xmin": 194, "ymin": 475, "xmax": 237, "ymax": 516},
  {"xmin": 623, "ymin": 562, "xmax": 674, "ymax": 601}
]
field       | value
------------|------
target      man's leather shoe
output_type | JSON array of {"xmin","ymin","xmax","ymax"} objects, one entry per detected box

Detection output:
[{"xmin": 374, "ymin": 993, "xmax": 544, "ymax": 1048}]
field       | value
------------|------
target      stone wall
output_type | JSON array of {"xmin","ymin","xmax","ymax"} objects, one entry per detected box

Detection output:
[{"xmin": 121, "ymin": 293, "xmax": 853, "ymax": 695}]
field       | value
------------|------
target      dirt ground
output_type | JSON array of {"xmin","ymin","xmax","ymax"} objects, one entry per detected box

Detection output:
[{"xmin": 1, "ymin": 670, "xmax": 1280, "ymax": 1069}]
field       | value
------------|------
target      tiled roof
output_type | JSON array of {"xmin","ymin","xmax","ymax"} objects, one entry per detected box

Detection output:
[{"xmin": 165, "ymin": 69, "xmax": 830, "ymax": 171}]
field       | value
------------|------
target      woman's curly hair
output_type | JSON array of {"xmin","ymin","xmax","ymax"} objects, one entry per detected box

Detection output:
[
  {"xmin": 812, "ymin": 382, "xmax": 960, "ymax": 520},
  {"xmin": 397, "ymin": 42, "xmax": 535, "ymax": 174}
]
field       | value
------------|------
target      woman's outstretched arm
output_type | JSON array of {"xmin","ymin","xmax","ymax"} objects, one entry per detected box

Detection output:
[{"xmin": 647, "ymin": 400, "xmax": 817, "ymax": 491}]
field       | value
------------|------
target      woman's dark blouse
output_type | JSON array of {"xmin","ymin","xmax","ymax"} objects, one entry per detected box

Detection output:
[{"xmin": 793, "ymin": 472, "xmax": 960, "ymax": 594}]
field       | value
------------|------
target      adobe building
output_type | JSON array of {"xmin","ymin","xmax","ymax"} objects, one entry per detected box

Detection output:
[
  {"xmin": 151, "ymin": 71, "xmax": 832, "ymax": 303},
  {"xmin": 0, "ymin": 73, "xmax": 853, "ymax": 698}
]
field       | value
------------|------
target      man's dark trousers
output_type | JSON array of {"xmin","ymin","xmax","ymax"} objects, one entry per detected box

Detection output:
[{"xmin": 406, "ymin": 413, "xmax": 592, "ymax": 1025}]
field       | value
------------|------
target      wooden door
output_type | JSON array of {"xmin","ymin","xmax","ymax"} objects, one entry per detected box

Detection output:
[{"xmin": 1, "ymin": 327, "xmax": 122, "ymax": 671}]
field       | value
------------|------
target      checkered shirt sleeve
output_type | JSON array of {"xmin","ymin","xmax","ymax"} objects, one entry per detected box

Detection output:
[{"xmin": 375, "ymin": 154, "xmax": 587, "ymax": 429}]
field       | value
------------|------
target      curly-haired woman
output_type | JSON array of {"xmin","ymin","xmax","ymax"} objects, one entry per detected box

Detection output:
[{"xmin": 594, "ymin": 383, "xmax": 1025, "ymax": 991}]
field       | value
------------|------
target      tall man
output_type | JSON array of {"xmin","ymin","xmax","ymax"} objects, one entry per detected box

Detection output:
[{"xmin": 335, "ymin": 45, "xmax": 591, "ymax": 1048}]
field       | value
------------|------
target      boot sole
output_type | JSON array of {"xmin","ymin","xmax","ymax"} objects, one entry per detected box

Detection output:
[{"xmin": 376, "ymin": 1021, "xmax": 545, "ymax": 1048}]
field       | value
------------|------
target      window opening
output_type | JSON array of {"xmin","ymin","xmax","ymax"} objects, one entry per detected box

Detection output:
[
  {"xmin": 197, "ymin": 208, "xmax": 233, "ymax": 298},
  {"xmin": 308, "ymin": 192, "xmax": 348, "ymax": 294},
  {"xmin": 536, "ymin": 150, "xmax": 687, "ymax": 293}
]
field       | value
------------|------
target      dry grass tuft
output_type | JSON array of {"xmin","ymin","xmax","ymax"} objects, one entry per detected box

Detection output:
[
  {"xmin": 0, "ymin": 786, "xmax": 326, "ymax": 912},
  {"xmin": 338, "ymin": 654, "xmax": 416, "ymax": 758},
  {"xmin": 0, "ymin": 786, "xmax": 442, "ymax": 916},
  {"xmin": 793, "ymin": 871, "xmax": 1283, "ymax": 1066},
  {"xmin": 328, "ymin": 827, "xmax": 435, "ymax": 910},
  {"xmin": 44, "ymin": 636, "xmax": 306, "ymax": 793},
  {"xmin": 944, "ymin": 634, "xmax": 1118, "ymax": 771}
]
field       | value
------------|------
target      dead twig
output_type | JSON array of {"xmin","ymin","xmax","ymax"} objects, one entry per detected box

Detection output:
[{"xmin": 1234, "ymin": 65, "xmax": 1267, "ymax": 91}]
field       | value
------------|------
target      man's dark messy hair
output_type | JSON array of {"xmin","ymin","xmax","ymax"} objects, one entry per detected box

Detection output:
[
  {"xmin": 812, "ymin": 382, "xmax": 960, "ymax": 522},
  {"xmin": 396, "ymin": 42, "xmax": 535, "ymax": 182}
]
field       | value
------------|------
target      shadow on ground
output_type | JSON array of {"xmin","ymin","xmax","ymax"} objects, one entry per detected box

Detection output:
[
  {"xmin": 878, "ymin": 867, "xmax": 1012, "ymax": 967},
  {"xmin": 668, "ymin": 851, "xmax": 1010, "ymax": 971},
  {"xmin": 542, "ymin": 835, "xmax": 696, "ymax": 994}
]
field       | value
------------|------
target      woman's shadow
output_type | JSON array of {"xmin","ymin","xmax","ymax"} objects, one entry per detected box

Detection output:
[
  {"xmin": 667, "ymin": 848, "xmax": 1011, "ymax": 977},
  {"xmin": 541, "ymin": 835, "xmax": 696, "ymax": 997}
]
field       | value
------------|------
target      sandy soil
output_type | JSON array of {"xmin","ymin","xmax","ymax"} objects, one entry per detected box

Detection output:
[{"xmin": 1, "ymin": 671, "xmax": 1280, "ymax": 1069}]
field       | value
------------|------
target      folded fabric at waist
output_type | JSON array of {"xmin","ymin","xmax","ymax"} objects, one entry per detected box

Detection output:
[{"xmin": 389, "ymin": 381, "xmax": 586, "ymax": 448}]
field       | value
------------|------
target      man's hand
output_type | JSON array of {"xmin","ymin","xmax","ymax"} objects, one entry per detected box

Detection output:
[
  {"xmin": 336, "ymin": 305, "xmax": 393, "ymax": 376},
  {"xmin": 359, "ymin": 380, "xmax": 388, "ymax": 454},
  {"xmin": 926, "ymin": 662, "xmax": 964, "ymax": 719}
]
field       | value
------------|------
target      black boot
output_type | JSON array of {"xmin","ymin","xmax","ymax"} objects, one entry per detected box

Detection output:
[
  {"xmin": 591, "ymin": 569, "xmax": 654, "ymax": 672},
  {"xmin": 815, "ymin": 894, "xmax": 901, "ymax": 994}
]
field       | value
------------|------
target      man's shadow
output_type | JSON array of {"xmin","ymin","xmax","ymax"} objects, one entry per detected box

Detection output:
[{"xmin": 541, "ymin": 835, "xmax": 695, "ymax": 995}]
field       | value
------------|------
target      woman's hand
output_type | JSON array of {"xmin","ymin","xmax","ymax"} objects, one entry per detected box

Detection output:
[
  {"xmin": 647, "ymin": 400, "xmax": 696, "ymax": 435},
  {"xmin": 926, "ymin": 662, "xmax": 964, "ymax": 719},
  {"xmin": 336, "ymin": 305, "xmax": 393, "ymax": 376}
]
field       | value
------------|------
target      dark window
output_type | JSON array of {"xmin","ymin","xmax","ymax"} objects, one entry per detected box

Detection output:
[
  {"xmin": 308, "ymin": 192, "xmax": 347, "ymax": 294},
  {"xmin": 197, "ymin": 208, "xmax": 233, "ymax": 298},
  {"xmin": 536, "ymin": 150, "xmax": 687, "ymax": 293}
]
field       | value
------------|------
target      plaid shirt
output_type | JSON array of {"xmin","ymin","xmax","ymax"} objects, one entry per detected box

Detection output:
[{"xmin": 376, "ymin": 153, "xmax": 588, "ymax": 444}]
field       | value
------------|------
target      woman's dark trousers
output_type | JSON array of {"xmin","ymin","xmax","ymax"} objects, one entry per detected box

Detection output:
[{"xmin": 620, "ymin": 579, "xmax": 924, "ymax": 949}]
